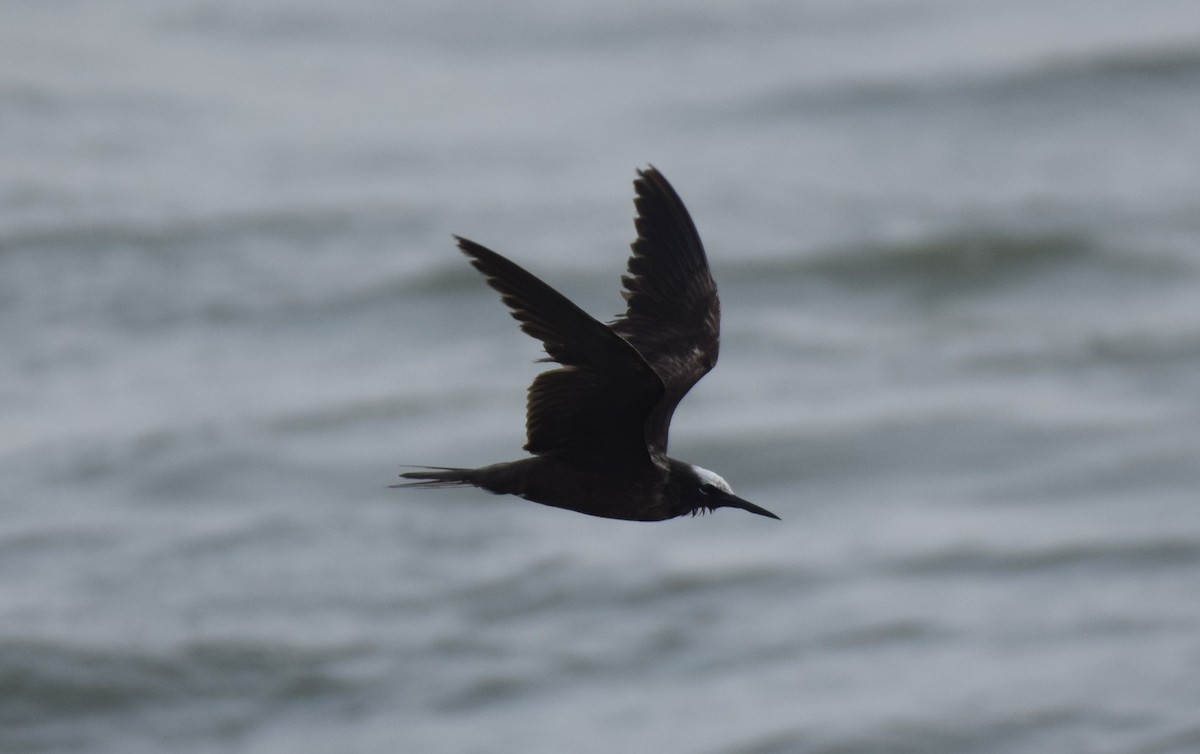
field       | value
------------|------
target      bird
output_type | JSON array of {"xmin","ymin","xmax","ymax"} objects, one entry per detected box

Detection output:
[{"xmin": 394, "ymin": 166, "xmax": 779, "ymax": 522}]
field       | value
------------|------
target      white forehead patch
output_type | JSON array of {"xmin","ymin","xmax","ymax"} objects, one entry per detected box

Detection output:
[{"xmin": 692, "ymin": 465, "xmax": 733, "ymax": 494}]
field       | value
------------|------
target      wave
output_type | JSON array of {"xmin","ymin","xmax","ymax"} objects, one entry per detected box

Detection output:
[
  {"xmin": 741, "ymin": 43, "xmax": 1200, "ymax": 118},
  {"xmin": 0, "ymin": 638, "xmax": 373, "ymax": 733},
  {"xmin": 800, "ymin": 230, "xmax": 1092, "ymax": 293},
  {"xmin": 891, "ymin": 536, "xmax": 1200, "ymax": 578},
  {"xmin": 726, "ymin": 226, "xmax": 1196, "ymax": 305},
  {"xmin": 0, "ymin": 203, "xmax": 450, "ymax": 335}
]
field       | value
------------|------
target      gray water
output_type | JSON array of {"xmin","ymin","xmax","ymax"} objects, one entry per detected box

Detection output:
[{"xmin": 4, "ymin": 1, "xmax": 1200, "ymax": 752}]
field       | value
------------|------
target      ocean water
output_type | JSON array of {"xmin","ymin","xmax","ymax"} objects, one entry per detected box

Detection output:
[{"xmin": 4, "ymin": 1, "xmax": 1200, "ymax": 752}]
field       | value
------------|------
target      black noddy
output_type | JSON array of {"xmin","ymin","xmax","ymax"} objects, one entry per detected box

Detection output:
[{"xmin": 394, "ymin": 166, "xmax": 779, "ymax": 522}]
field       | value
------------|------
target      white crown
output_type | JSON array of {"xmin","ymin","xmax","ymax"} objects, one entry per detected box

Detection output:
[{"xmin": 691, "ymin": 465, "xmax": 733, "ymax": 494}]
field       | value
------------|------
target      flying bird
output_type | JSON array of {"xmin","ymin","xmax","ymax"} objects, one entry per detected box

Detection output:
[{"xmin": 395, "ymin": 167, "xmax": 778, "ymax": 522}]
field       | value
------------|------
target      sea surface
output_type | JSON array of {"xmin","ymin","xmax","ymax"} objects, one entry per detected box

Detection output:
[{"xmin": 4, "ymin": 1, "xmax": 1200, "ymax": 752}]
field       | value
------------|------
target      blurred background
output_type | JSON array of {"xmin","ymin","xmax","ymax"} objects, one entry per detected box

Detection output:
[{"xmin": 3, "ymin": 1, "xmax": 1200, "ymax": 752}]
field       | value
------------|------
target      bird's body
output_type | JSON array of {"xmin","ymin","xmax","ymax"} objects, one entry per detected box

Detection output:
[
  {"xmin": 403, "ymin": 457, "xmax": 738, "ymax": 522},
  {"xmin": 396, "ymin": 167, "xmax": 778, "ymax": 522}
]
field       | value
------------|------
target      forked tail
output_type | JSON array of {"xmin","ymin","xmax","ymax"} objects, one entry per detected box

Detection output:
[{"xmin": 390, "ymin": 466, "xmax": 475, "ymax": 489}]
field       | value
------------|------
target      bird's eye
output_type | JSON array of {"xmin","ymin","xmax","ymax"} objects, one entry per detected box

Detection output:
[{"xmin": 699, "ymin": 484, "xmax": 712, "ymax": 495}]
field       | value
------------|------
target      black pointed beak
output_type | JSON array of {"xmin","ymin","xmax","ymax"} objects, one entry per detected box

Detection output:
[{"xmin": 718, "ymin": 491, "xmax": 780, "ymax": 520}]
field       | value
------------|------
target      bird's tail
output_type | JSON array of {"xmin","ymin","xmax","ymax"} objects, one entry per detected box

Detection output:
[{"xmin": 390, "ymin": 466, "xmax": 476, "ymax": 489}]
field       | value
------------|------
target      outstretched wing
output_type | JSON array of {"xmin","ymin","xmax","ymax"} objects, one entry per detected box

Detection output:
[
  {"xmin": 609, "ymin": 167, "xmax": 720, "ymax": 457},
  {"xmin": 456, "ymin": 236, "xmax": 664, "ymax": 469}
]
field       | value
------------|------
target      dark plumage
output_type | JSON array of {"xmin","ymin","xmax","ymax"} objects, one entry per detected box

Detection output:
[{"xmin": 394, "ymin": 167, "xmax": 778, "ymax": 522}]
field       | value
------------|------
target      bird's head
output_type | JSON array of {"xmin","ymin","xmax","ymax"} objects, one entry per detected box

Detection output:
[{"xmin": 686, "ymin": 465, "xmax": 780, "ymax": 520}]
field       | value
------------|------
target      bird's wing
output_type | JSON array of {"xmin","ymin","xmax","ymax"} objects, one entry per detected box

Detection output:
[
  {"xmin": 609, "ymin": 166, "xmax": 720, "ymax": 457},
  {"xmin": 456, "ymin": 236, "xmax": 664, "ymax": 469}
]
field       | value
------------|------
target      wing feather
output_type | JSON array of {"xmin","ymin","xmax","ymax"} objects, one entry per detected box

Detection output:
[
  {"xmin": 609, "ymin": 167, "xmax": 721, "ymax": 456},
  {"xmin": 456, "ymin": 236, "xmax": 663, "ymax": 468}
]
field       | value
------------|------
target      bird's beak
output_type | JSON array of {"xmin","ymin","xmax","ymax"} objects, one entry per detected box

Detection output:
[{"xmin": 719, "ymin": 491, "xmax": 781, "ymax": 520}]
